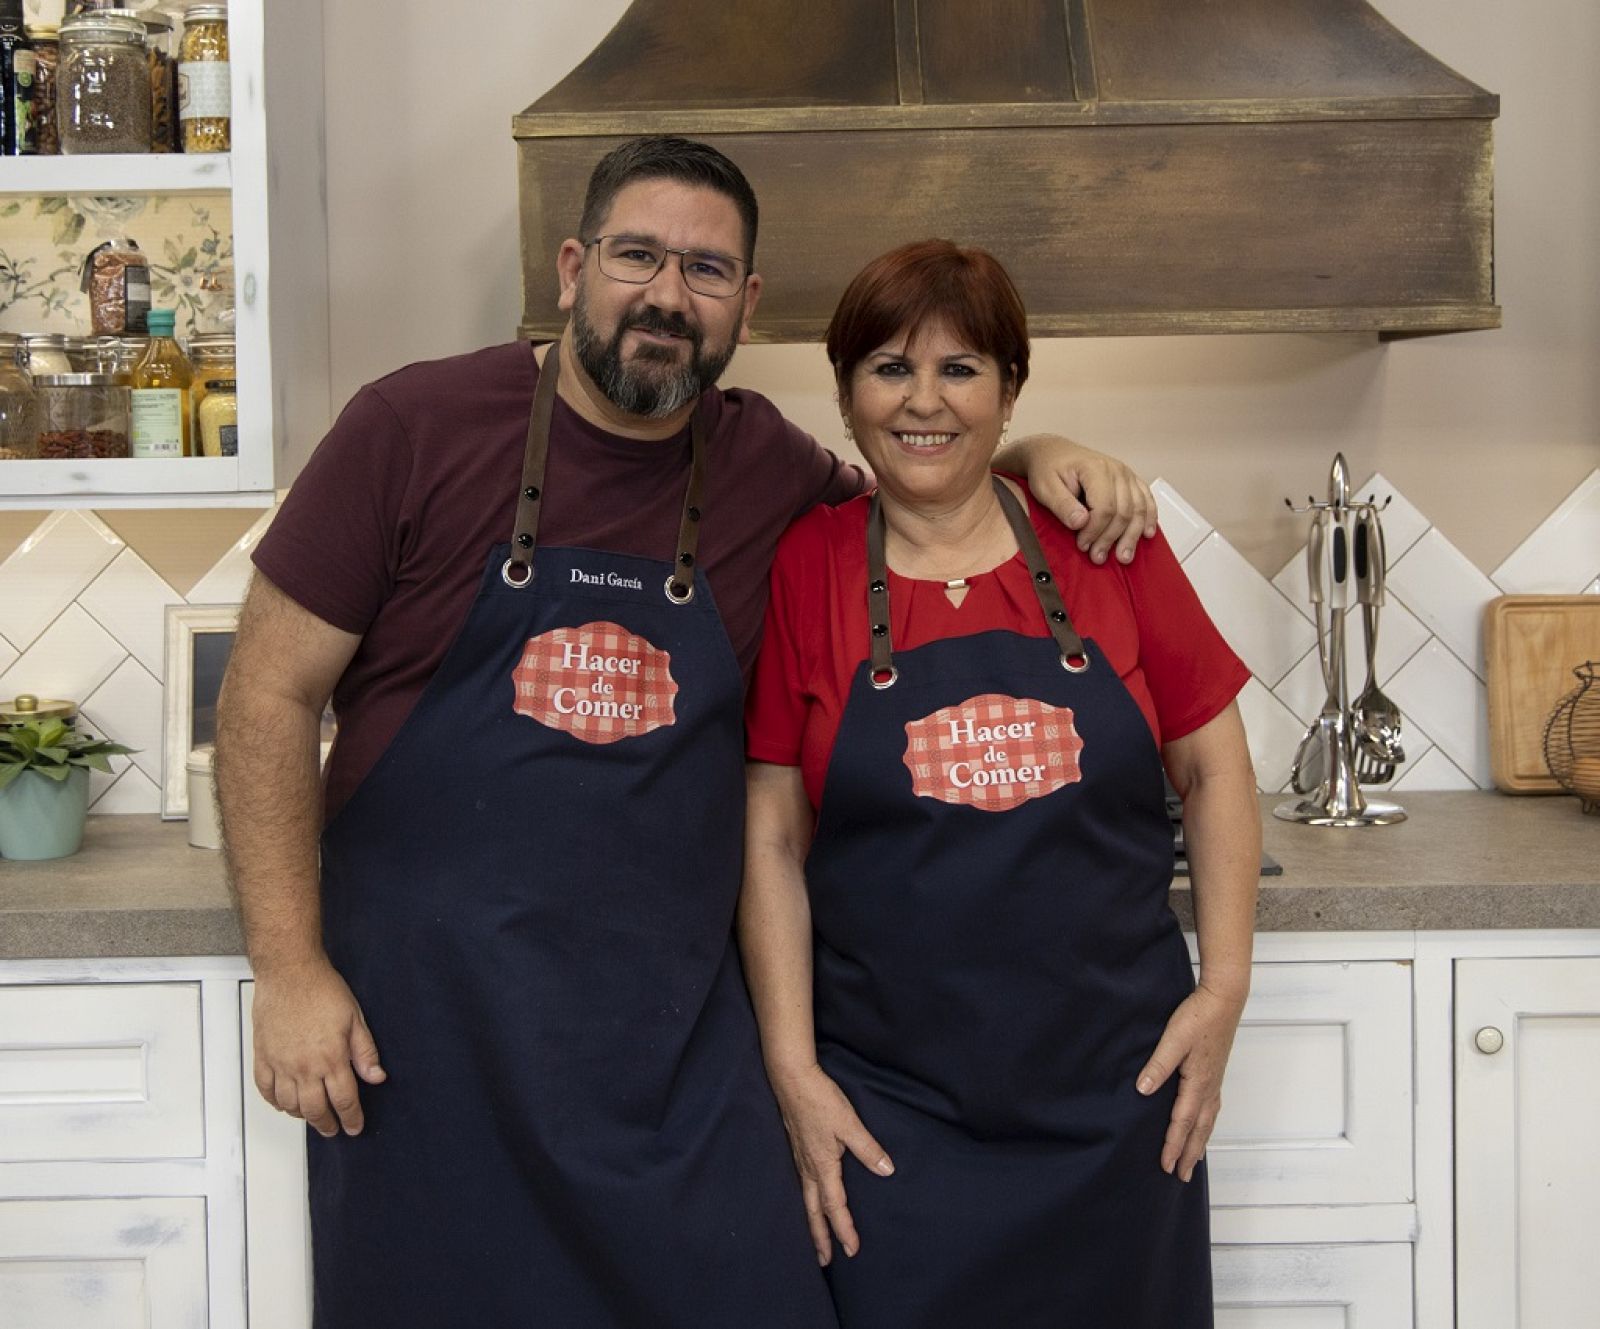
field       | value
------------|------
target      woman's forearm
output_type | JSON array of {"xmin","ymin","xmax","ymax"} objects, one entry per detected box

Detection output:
[
  {"xmin": 739, "ymin": 763, "xmax": 824, "ymax": 1082},
  {"xmin": 1165, "ymin": 705, "xmax": 1260, "ymax": 1005}
]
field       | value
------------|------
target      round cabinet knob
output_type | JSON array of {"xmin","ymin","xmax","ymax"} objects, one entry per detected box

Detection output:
[{"xmin": 1474, "ymin": 1026, "xmax": 1505, "ymax": 1055}]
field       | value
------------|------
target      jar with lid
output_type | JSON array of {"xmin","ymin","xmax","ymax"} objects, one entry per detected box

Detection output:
[
  {"xmin": 177, "ymin": 4, "xmax": 227, "ymax": 153},
  {"xmin": 197, "ymin": 377, "xmax": 236, "ymax": 456},
  {"xmin": 24, "ymin": 23, "xmax": 56, "ymax": 154},
  {"xmin": 105, "ymin": 334, "xmax": 149, "ymax": 384},
  {"xmin": 33, "ymin": 372, "xmax": 131, "ymax": 459},
  {"xmin": 188, "ymin": 331, "xmax": 234, "ymax": 429},
  {"xmin": 64, "ymin": 334, "xmax": 121, "ymax": 374},
  {"xmin": 22, "ymin": 333, "xmax": 72, "ymax": 377},
  {"xmin": 0, "ymin": 333, "xmax": 37, "ymax": 460},
  {"xmin": 100, "ymin": 7, "xmax": 176, "ymax": 151},
  {"xmin": 58, "ymin": 11, "xmax": 150, "ymax": 154}
]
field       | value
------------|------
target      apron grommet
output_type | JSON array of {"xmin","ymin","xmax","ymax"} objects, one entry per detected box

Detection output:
[
  {"xmin": 1061, "ymin": 652, "xmax": 1090, "ymax": 673},
  {"xmin": 870, "ymin": 666, "xmax": 899, "ymax": 689},
  {"xmin": 664, "ymin": 575, "xmax": 695, "ymax": 603},
  {"xmin": 501, "ymin": 557, "xmax": 533, "ymax": 588}
]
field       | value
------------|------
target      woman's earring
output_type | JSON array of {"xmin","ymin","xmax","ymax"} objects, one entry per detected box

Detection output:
[
  {"xmin": 842, "ymin": 417, "xmax": 855, "ymax": 444},
  {"xmin": 1001, "ymin": 422, "xmax": 1011, "ymax": 448}
]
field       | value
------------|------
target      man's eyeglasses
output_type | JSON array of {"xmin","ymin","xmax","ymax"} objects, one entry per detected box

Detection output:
[{"xmin": 586, "ymin": 236, "xmax": 750, "ymax": 299}]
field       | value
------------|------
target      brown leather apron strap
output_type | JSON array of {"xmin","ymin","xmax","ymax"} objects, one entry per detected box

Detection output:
[
  {"xmin": 864, "ymin": 475, "xmax": 1090, "ymax": 684},
  {"xmin": 992, "ymin": 478, "xmax": 1089, "ymax": 671},
  {"xmin": 503, "ymin": 342, "xmax": 708, "ymax": 605},
  {"xmin": 501, "ymin": 343, "xmax": 562, "ymax": 588}
]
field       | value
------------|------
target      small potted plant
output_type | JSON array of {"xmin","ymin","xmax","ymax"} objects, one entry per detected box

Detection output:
[{"xmin": 0, "ymin": 716, "xmax": 135, "ymax": 861}]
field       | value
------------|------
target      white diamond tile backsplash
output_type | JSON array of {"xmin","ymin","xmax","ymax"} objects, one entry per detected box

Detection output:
[
  {"xmin": 3, "ymin": 467, "xmax": 1597, "ymax": 812},
  {"xmin": 1386, "ymin": 527, "xmax": 1502, "ymax": 679},
  {"xmin": 0, "ymin": 604, "xmax": 127, "ymax": 704},
  {"xmin": 0, "ymin": 511, "xmax": 124, "ymax": 654},
  {"xmin": 1182, "ymin": 533, "xmax": 1316, "ymax": 686},
  {"xmin": 81, "ymin": 657, "xmax": 166, "ymax": 786},
  {"xmin": 1491, "ymin": 469, "xmax": 1600, "ymax": 595},
  {"xmin": 1151, "ymin": 478, "xmax": 1213, "ymax": 562},
  {"xmin": 78, "ymin": 550, "xmax": 185, "ymax": 682},
  {"xmin": 185, "ymin": 506, "xmax": 277, "ymax": 606}
]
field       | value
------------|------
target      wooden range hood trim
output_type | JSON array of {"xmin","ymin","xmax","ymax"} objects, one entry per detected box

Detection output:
[
  {"xmin": 513, "ymin": 95, "xmax": 1498, "ymax": 137},
  {"xmin": 514, "ymin": 1, "xmax": 1501, "ymax": 340}
]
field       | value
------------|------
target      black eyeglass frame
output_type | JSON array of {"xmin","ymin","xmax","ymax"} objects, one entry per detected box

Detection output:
[{"xmin": 583, "ymin": 236, "xmax": 752, "ymax": 299}]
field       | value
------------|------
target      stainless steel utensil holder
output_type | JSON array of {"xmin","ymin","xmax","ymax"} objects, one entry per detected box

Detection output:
[{"xmin": 1274, "ymin": 454, "xmax": 1407, "ymax": 827}]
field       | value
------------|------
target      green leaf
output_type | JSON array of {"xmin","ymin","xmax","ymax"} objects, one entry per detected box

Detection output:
[
  {"xmin": 180, "ymin": 247, "xmax": 198, "ymax": 269},
  {"xmin": 37, "ymin": 196, "xmax": 67, "ymax": 215},
  {"xmin": 0, "ymin": 764, "xmax": 22, "ymax": 792},
  {"xmin": 37, "ymin": 720, "xmax": 68, "ymax": 748},
  {"xmin": 33, "ymin": 763, "xmax": 71, "ymax": 782},
  {"xmin": 78, "ymin": 752, "xmax": 117, "ymax": 774},
  {"xmin": 53, "ymin": 212, "xmax": 85, "ymax": 247}
]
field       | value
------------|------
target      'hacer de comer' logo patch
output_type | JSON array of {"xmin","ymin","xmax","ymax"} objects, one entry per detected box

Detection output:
[
  {"xmin": 903, "ymin": 693, "xmax": 1084, "ymax": 812},
  {"xmin": 511, "ymin": 621, "xmax": 678, "ymax": 744}
]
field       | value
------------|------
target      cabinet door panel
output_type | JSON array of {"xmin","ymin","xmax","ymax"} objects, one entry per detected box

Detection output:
[
  {"xmin": 0, "ymin": 1196, "xmax": 207, "ymax": 1329},
  {"xmin": 1213, "ymin": 1243, "xmax": 1412, "ymax": 1327},
  {"xmin": 1456, "ymin": 957, "xmax": 1600, "ymax": 1329},
  {"xmin": 1209, "ymin": 961, "xmax": 1413, "ymax": 1206},
  {"xmin": 241, "ymin": 982, "xmax": 312, "ymax": 1329},
  {"xmin": 0, "ymin": 983, "xmax": 204, "ymax": 1162}
]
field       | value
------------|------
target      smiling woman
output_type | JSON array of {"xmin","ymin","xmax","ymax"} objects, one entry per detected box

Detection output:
[{"xmin": 738, "ymin": 239, "xmax": 1261, "ymax": 1327}]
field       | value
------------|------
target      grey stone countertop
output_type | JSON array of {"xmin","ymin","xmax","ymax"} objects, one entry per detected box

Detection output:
[{"xmin": 1, "ymin": 791, "xmax": 1596, "ymax": 960}]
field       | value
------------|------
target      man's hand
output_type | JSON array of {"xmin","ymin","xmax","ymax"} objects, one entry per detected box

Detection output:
[
  {"xmin": 252, "ymin": 956, "xmax": 386, "ymax": 1138},
  {"xmin": 1008, "ymin": 434, "xmax": 1159, "ymax": 565}
]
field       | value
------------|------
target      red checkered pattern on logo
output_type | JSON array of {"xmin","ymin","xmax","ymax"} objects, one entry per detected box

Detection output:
[
  {"xmin": 902, "ymin": 693, "xmax": 1083, "ymax": 812},
  {"xmin": 511, "ymin": 621, "xmax": 678, "ymax": 745}
]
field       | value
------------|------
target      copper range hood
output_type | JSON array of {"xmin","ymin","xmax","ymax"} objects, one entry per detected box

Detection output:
[{"xmin": 514, "ymin": 0, "xmax": 1498, "ymax": 341}]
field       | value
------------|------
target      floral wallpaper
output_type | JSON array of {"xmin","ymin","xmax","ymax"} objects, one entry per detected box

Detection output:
[{"xmin": 0, "ymin": 193, "xmax": 234, "ymax": 340}]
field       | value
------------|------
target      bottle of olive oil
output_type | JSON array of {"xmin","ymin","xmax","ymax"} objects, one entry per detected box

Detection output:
[{"xmin": 130, "ymin": 308, "xmax": 194, "ymax": 458}]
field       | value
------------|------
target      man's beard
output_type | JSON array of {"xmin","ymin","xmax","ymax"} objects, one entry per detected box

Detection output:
[{"xmin": 571, "ymin": 285, "xmax": 739, "ymax": 420}]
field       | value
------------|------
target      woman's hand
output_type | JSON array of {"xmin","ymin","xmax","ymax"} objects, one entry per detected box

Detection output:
[
  {"xmin": 1135, "ymin": 981, "xmax": 1247, "ymax": 1183},
  {"xmin": 769, "ymin": 1063, "xmax": 895, "ymax": 1265}
]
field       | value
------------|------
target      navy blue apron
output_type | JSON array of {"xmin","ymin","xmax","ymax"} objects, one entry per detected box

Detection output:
[
  {"xmin": 808, "ymin": 478, "xmax": 1212, "ymax": 1328},
  {"xmin": 307, "ymin": 347, "xmax": 835, "ymax": 1328}
]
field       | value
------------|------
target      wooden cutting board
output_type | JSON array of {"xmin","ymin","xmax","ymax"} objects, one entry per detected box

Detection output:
[{"xmin": 1485, "ymin": 595, "xmax": 1600, "ymax": 793}]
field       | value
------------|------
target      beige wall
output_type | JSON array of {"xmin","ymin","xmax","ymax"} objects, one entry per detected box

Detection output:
[
  {"xmin": 318, "ymin": 0, "xmax": 1599, "ymax": 579},
  {"xmin": 10, "ymin": 0, "xmax": 1583, "ymax": 581}
]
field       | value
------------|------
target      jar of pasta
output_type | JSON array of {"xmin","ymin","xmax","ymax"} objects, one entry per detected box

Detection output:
[
  {"xmin": 58, "ymin": 12, "xmax": 150, "ymax": 155},
  {"xmin": 24, "ymin": 23, "xmax": 58, "ymax": 155},
  {"xmin": 177, "ymin": 3, "xmax": 227, "ymax": 153},
  {"xmin": 196, "ymin": 377, "xmax": 236, "ymax": 456},
  {"xmin": 136, "ymin": 8, "xmax": 177, "ymax": 152}
]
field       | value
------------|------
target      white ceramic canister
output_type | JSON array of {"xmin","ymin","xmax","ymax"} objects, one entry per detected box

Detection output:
[{"xmin": 186, "ymin": 743, "xmax": 221, "ymax": 849}]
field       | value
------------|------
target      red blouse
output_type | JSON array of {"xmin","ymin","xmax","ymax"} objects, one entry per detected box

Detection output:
[{"xmin": 745, "ymin": 478, "xmax": 1251, "ymax": 809}]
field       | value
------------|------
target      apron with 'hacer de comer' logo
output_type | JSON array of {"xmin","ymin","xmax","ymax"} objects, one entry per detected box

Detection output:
[
  {"xmin": 807, "ymin": 477, "xmax": 1212, "ymax": 1328},
  {"xmin": 308, "ymin": 346, "xmax": 835, "ymax": 1328}
]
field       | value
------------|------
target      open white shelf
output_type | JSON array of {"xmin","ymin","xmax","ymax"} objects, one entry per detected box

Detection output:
[{"xmin": 0, "ymin": 153, "xmax": 231, "ymax": 197}]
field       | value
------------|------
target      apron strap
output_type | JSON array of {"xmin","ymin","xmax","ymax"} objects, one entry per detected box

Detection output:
[
  {"xmin": 864, "ymin": 475, "xmax": 1090, "ymax": 685},
  {"xmin": 992, "ymin": 478, "xmax": 1090, "ymax": 672},
  {"xmin": 503, "ymin": 343, "xmax": 708, "ymax": 605}
]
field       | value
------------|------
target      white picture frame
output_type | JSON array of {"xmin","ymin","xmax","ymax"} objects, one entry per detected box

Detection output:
[{"xmin": 162, "ymin": 603, "xmax": 241, "ymax": 820}]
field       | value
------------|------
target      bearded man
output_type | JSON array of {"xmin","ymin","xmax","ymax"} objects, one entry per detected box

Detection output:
[{"xmin": 215, "ymin": 136, "xmax": 1157, "ymax": 1328}]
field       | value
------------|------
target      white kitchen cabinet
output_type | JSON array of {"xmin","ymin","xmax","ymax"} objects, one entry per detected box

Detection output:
[
  {"xmin": 0, "ymin": 1195, "xmax": 209, "ymax": 1329},
  {"xmin": 1208, "ymin": 960, "xmax": 1413, "ymax": 1208},
  {"xmin": 0, "ymin": 0, "xmax": 330, "ymax": 510},
  {"xmin": 0, "ymin": 982, "xmax": 204, "ymax": 1162},
  {"xmin": 0, "ymin": 936, "xmax": 1597, "ymax": 1326},
  {"xmin": 1213, "ymin": 1243, "xmax": 1413, "ymax": 1328},
  {"xmin": 1454, "ymin": 956, "xmax": 1600, "ymax": 1329}
]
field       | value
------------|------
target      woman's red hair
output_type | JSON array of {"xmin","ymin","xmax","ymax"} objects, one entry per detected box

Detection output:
[{"xmin": 825, "ymin": 240, "xmax": 1030, "ymax": 397}]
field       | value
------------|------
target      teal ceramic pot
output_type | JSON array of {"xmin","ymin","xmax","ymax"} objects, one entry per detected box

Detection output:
[{"xmin": 0, "ymin": 767, "xmax": 91, "ymax": 860}]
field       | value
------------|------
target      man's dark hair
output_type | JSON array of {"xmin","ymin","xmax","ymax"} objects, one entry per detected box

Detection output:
[{"xmin": 578, "ymin": 136, "xmax": 760, "ymax": 266}]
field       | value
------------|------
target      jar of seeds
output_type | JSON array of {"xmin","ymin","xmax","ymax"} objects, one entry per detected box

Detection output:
[
  {"xmin": 177, "ymin": 4, "xmax": 227, "ymax": 153},
  {"xmin": 24, "ymin": 23, "xmax": 58, "ymax": 154},
  {"xmin": 58, "ymin": 11, "xmax": 150, "ymax": 154},
  {"xmin": 33, "ymin": 373, "xmax": 132, "ymax": 459}
]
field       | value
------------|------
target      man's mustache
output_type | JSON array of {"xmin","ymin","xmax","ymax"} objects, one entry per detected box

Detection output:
[{"xmin": 626, "ymin": 307, "xmax": 698, "ymax": 343}]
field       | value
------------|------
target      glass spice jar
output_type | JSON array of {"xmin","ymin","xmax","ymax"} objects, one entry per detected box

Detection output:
[
  {"xmin": 22, "ymin": 334, "xmax": 72, "ymax": 377},
  {"xmin": 33, "ymin": 372, "xmax": 132, "ymax": 459},
  {"xmin": 58, "ymin": 11, "xmax": 150, "ymax": 155},
  {"xmin": 177, "ymin": 3, "xmax": 227, "ymax": 153},
  {"xmin": 187, "ymin": 331, "xmax": 234, "ymax": 432},
  {"xmin": 0, "ymin": 333, "xmax": 38, "ymax": 461},
  {"xmin": 24, "ymin": 23, "xmax": 57, "ymax": 154},
  {"xmin": 197, "ymin": 377, "xmax": 236, "ymax": 457}
]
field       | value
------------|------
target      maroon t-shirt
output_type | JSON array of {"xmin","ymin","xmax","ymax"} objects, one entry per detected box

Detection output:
[{"xmin": 253, "ymin": 341, "xmax": 865, "ymax": 819}]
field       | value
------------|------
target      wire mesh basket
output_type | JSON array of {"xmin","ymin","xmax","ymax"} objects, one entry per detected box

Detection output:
[{"xmin": 1542, "ymin": 661, "xmax": 1600, "ymax": 815}]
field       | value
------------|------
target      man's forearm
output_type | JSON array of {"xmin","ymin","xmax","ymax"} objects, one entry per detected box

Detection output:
[{"xmin": 215, "ymin": 684, "xmax": 328, "ymax": 977}]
